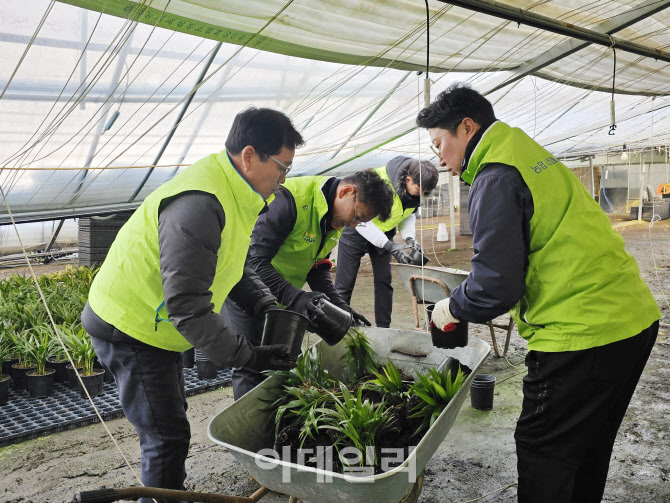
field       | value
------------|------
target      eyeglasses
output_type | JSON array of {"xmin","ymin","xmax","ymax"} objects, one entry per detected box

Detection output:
[
  {"xmin": 351, "ymin": 192, "xmax": 363, "ymax": 225},
  {"xmin": 429, "ymin": 143, "xmax": 441, "ymax": 159},
  {"xmin": 269, "ymin": 154, "xmax": 292, "ymax": 175}
]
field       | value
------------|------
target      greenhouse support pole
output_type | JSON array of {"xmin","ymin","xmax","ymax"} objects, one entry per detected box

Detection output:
[
  {"xmin": 638, "ymin": 162, "xmax": 645, "ymax": 221},
  {"xmin": 128, "ymin": 41, "xmax": 223, "ymax": 203},
  {"xmin": 449, "ymin": 175, "xmax": 456, "ymax": 250},
  {"xmin": 589, "ymin": 156, "xmax": 595, "ymax": 199},
  {"xmin": 44, "ymin": 219, "xmax": 65, "ymax": 253}
]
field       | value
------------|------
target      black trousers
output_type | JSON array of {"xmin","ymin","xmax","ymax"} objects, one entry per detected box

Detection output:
[
  {"xmin": 223, "ymin": 300, "xmax": 265, "ymax": 400},
  {"xmin": 514, "ymin": 320, "xmax": 659, "ymax": 503},
  {"xmin": 334, "ymin": 227, "xmax": 394, "ymax": 328},
  {"xmin": 91, "ymin": 332, "xmax": 189, "ymax": 503}
]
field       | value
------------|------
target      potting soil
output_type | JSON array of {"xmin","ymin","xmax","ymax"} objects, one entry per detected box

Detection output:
[{"xmin": 0, "ymin": 367, "xmax": 232, "ymax": 447}]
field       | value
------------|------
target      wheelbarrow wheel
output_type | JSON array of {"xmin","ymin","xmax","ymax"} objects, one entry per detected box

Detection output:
[{"xmin": 399, "ymin": 469, "xmax": 425, "ymax": 503}]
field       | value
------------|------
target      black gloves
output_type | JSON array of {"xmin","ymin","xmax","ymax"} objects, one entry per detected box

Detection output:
[
  {"xmin": 342, "ymin": 304, "xmax": 371, "ymax": 326},
  {"xmin": 383, "ymin": 240, "xmax": 411, "ymax": 264},
  {"xmin": 289, "ymin": 291, "xmax": 328, "ymax": 319},
  {"xmin": 406, "ymin": 236, "xmax": 422, "ymax": 253},
  {"xmin": 246, "ymin": 344, "xmax": 296, "ymax": 372}
]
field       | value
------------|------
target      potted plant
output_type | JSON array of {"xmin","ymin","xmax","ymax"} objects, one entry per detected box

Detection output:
[
  {"xmin": 25, "ymin": 326, "xmax": 57, "ymax": 398},
  {"xmin": 10, "ymin": 330, "xmax": 38, "ymax": 391},
  {"xmin": 68, "ymin": 328, "xmax": 105, "ymax": 398},
  {"xmin": 1, "ymin": 322, "xmax": 19, "ymax": 377},
  {"xmin": 47, "ymin": 323, "xmax": 75, "ymax": 383},
  {"xmin": 0, "ymin": 331, "xmax": 11, "ymax": 405}
]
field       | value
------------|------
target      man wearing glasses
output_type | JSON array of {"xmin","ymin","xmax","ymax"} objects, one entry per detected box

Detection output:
[
  {"xmin": 226, "ymin": 169, "xmax": 394, "ymax": 399},
  {"xmin": 334, "ymin": 156, "xmax": 439, "ymax": 328},
  {"xmin": 82, "ymin": 107, "xmax": 303, "ymax": 501}
]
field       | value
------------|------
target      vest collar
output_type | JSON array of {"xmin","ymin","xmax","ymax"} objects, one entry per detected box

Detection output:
[
  {"xmin": 460, "ymin": 120, "xmax": 507, "ymax": 185},
  {"xmin": 220, "ymin": 150, "xmax": 273, "ymax": 217}
]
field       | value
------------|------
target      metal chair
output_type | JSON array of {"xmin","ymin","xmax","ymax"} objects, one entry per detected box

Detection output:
[{"xmin": 408, "ymin": 273, "xmax": 515, "ymax": 358}]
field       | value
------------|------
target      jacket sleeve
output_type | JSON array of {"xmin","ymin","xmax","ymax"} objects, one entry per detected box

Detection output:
[
  {"xmin": 398, "ymin": 212, "xmax": 416, "ymax": 240},
  {"xmin": 306, "ymin": 259, "xmax": 347, "ymax": 307},
  {"xmin": 158, "ymin": 191, "xmax": 253, "ymax": 368},
  {"xmin": 449, "ymin": 164, "xmax": 533, "ymax": 323},
  {"xmin": 227, "ymin": 261, "xmax": 277, "ymax": 318},
  {"xmin": 354, "ymin": 220, "xmax": 390, "ymax": 249},
  {"xmin": 246, "ymin": 187, "xmax": 304, "ymax": 307}
]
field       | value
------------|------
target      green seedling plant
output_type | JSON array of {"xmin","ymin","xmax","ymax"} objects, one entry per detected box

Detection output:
[
  {"xmin": 369, "ymin": 360, "xmax": 408, "ymax": 404},
  {"xmin": 25, "ymin": 326, "xmax": 57, "ymax": 375},
  {"xmin": 341, "ymin": 328, "xmax": 378, "ymax": 383},
  {"xmin": 409, "ymin": 366, "xmax": 467, "ymax": 436},
  {"xmin": 320, "ymin": 383, "xmax": 395, "ymax": 467}
]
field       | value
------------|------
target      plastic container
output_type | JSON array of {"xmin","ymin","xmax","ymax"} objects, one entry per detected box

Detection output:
[
  {"xmin": 182, "ymin": 348, "xmax": 195, "ymax": 368},
  {"xmin": 470, "ymin": 374, "xmax": 496, "ymax": 410},
  {"xmin": 407, "ymin": 247, "xmax": 430, "ymax": 266},
  {"xmin": 309, "ymin": 299, "xmax": 352, "ymax": 346},
  {"xmin": 261, "ymin": 308, "xmax": 310, "ymax": 357},
  {"xmin": 79, "ymin": 370, "xmax": 105, "ymax": 398},
  {"xmin": 425, "ymin": 304, "xmax": 468, "ymax": 349},
  {"xmin": 26, "ymin": 369, "xmax": 55, "ymax": 398},
  {"xmin": 195, "ymin": 350, "xmax": 219, "ymax": 380}
]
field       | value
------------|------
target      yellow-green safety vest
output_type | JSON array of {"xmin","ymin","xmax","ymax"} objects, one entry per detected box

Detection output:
[
  {"xmin": 270, "ymin": 176, "xmax": 343, "ymax": 288},
  {"xmin": 88, "ymin": 151, "xmax": 269, "ymax": 352},
  {"xmin": 462, "ymin": 122, "xmax": 661, "ymax": 352},
  {"xmin": 371, "ymin": 166, "xmax": 415, "ymax": 233}
]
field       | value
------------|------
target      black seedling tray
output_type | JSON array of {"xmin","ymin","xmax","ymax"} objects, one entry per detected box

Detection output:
[{"xmin": 0, "ymin": 368, "xmax": 232, "ymax": 448}]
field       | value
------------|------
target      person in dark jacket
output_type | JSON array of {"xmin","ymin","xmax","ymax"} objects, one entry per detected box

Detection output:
[
  {"xmin": 225, "ymin": 170, "xmax": 394, "ymax": 399},
  {"xmin": 417, "ymin": 83, "xmax": 660, "ymax": 503},
  {"xmin": 334, "ymin": 157, "xmax": 438, "ymax": 327},
  {"xmin": 82, "ymin": 107, "xmax": 303, "ymax": 502}
]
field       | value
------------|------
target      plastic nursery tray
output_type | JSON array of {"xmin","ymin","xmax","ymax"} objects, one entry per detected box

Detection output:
[{"xmin": 0, "ymin": 368, "xmax": 232, "ymax": 448}]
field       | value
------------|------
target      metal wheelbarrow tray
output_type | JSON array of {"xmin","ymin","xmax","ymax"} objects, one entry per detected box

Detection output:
[{"xmin": 208, "ymin": 327, "xmax": 491, "ymax": 503}]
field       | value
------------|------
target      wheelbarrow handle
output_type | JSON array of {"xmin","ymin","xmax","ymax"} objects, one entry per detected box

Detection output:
[
  {"xmin": 73, "ymin": 485, "xmax": 271, "ymax": 503},
  {"xmin": 72, "ymin": 489, "xmax": 119, "ymax": 503}
]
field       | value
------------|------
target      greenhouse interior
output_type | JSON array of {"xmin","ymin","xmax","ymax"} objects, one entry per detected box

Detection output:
[{"xmin": 0, "ymin": 1, "xmax": 669, "ymax": 502}]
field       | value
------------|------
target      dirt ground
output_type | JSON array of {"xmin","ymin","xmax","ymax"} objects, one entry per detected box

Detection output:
[{"xmin": 0, "ymin": 214, "xmax": 668, "ymax": 503}]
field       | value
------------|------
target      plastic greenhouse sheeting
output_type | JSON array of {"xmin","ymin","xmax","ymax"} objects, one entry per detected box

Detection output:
[{"xmin": 0, "ymin": 0, "xmax": 669, "ymax": 225}]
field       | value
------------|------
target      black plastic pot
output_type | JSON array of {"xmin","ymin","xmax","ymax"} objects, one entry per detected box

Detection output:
[
  {"xmin": 470, "ymin": 374, "xmax": 496, "ymax": 410},
  {"xmin": 11, "ymin": 363, "xmax": 38, "ymax": 390},
  {"xmin": 2, "ymin": 358, "xmax": 18, "ymax": 377},
  {"xmin": 425, "ymin": 304, "xmax": 468, "ymax": 349},
  {"xmin": 407, "ymin": 248, "xmax": 430, "ymax": 266},
  {"xmin": 0, "ymin": 376, "xmax": 10, "ymax": 405},
  {"xmin": 182, "ymin": 348, "xmax": 195, "ymax": 368},
  {"xmin": 261, "ymin": 308, "xmax": 311, "ymax": 357},
  {"xmin": 196, "ymin": 359, "xmax": 218, "ymax": 380},
  {"xmin": 309, "ymin": 299, "xmax": 352, "ymax": 346},
  {"xmin": 66, "ymin": 364, "xmax": 83, "ymax": 390},
  {"xmin": 98, "ymin": 363, "xmax": 114, "ymax": 383},
  {"xmin": 47, "ymin": 358, "xmax": 69, "ymax": 383},
  {"xmin": 79, "ymin": 370, "xmax": 105, "ymax": 398},
  {"xmin": 27, "ymin": 369, "xmax": 56, "ymax": 398}
]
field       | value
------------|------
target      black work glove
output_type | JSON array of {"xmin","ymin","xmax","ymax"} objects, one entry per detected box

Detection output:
[
  {"xmin": 289, "ymin": 291, "xmax": 328, "ymax": 320},
  {"xmin": 383, "ymin": 240, "xmax": 411, "ymax": 264},
  {"xmin": 406, "ymin": 236, "xmax": 422, "ymax": 253},
  {"xmin": 253, "ymin": 297, "xmax": 278, "ymax": 320},
  {"xmin": 246, "ymin": 344, "xmax": 296, "ymax": 372},
  {"xmin": 344, "ymin": 305, "xmax": 371, "ymax": 326}
]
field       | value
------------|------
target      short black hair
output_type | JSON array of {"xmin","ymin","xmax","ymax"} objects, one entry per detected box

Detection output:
[
  {"xmin": 225, "ymin": 107, "xmax": 304, "ymax": 160},
  {"xmin": 404, "ymin": 159, "xmax": 439, "ymax": 193},
  {"xmin": 416, "ymin": 83, "xmax": 496, "ymax": 132},
  {"xmin": 341, "ymin": 169, "xmax": 394, "ymax": 222}
]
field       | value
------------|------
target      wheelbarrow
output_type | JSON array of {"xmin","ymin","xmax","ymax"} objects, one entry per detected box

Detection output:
[
  {"xmin": 73, "ymin": 328, "xmax": 490, "ymax": 503},
  {"xmin": 392, "ymin": 263, "xmax": 515, "ymax": 357}
]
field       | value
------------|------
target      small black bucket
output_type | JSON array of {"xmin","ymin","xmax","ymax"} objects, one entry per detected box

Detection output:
[
  {"xmin": 309, "ymin": 299, "xmax": 352, "ymax": 346},
  {"xmin": 261, "ymin": 308, "xmax": 310, "ymax": 357},
  {"xmin": 195, "ymin": 350, "xmax": 219, "ymax": 380},
  {"xmin": 470, "ymin": 374, "xmax": 496, "ymax": 410},
  {"xmin": 407, "ymin": 248, "xmax": 430, "ymax": 266},
  {"xmin": 182, "ymin": 348, "xmax": 195, "ymax": 369},
  {"xmin": 425, "ymin": 304, "xmax": 468, "ymax": 349}
]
